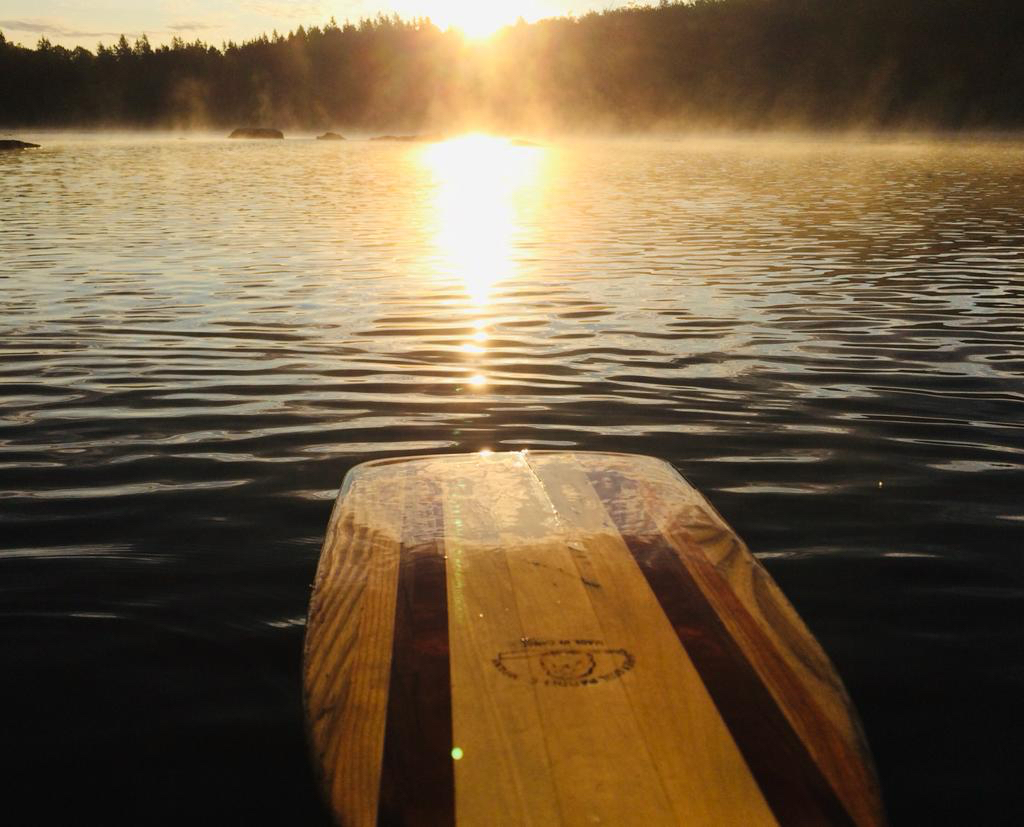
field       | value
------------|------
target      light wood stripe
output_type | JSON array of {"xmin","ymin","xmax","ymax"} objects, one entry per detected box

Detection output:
[
  {"xmin": 304, "ymin": 466, "xmax": 406, "ymax": 826},
  {"xmin": 441, "ymin": 455, "xmax": 563, "ymax": 826}
]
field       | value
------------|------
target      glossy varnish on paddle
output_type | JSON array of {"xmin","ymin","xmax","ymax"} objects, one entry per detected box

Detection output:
[{"xmin": 304, "ymin": 451, "xmax": 885, "ymax": 826}]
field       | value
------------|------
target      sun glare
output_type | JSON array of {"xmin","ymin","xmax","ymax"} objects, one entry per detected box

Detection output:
[
  {"xmin": 438, "ymin": 5, "xmax": 513, "ymax": 39},
  {"xmin": 422, "ymin": 134, "xmax": 542, "ymax": 307},
  {"xmin": 393, "ymin": 1, "xmax": 552, "ymax": 40},
  {"xmin": 420, "ymin": 132, "xmax": 545, "ymax": 398}
]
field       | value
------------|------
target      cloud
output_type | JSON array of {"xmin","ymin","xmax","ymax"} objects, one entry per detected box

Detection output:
[
  {"xmin": 167, "ymin": 21, "xmax": 219, "ymax": 32},
  {"xmin": 0, "ymin": 17, "xmax": 221, "ymax": 46},
  {"xmin": 240, "ymin": 1, "xmax": 326, "ymax": 20},
  {"xmin": 0, "ymin": 19, "xmax": 127, "ymax": 38}
]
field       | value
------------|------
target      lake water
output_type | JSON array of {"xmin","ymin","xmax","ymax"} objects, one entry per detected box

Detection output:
[{"xmin": 2, "ymin": 133, "xmax": 1023, "ymax": 824}]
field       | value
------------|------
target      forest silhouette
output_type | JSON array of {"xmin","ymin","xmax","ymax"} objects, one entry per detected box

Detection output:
[{"xmin": 2, "ymin": 0, "xmax": 1022, "ymax": 132}]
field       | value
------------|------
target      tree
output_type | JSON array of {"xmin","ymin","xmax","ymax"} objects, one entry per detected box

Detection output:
[{"xmin": 1, "ymin": 2, "xmax": 1023, "ymax": 130}]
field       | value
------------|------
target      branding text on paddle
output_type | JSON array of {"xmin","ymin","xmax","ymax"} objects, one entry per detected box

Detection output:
[{"xmin": 492, "ymin": 638, "xmax": 636, "ymax": 687}]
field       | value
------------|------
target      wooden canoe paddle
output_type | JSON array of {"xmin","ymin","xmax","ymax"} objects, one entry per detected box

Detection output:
[{"xmin": 304, "ymin": 451, "xmax": 885, "ymax": 826}]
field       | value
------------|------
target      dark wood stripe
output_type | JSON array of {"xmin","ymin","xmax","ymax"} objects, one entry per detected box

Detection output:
[
  {"xmin": 588, "ymin": 469, "xmax": 855, "ymax": 827},
  {"xmin": 378, "ymin": 478, "xmax": 455, "ymax": 826}
]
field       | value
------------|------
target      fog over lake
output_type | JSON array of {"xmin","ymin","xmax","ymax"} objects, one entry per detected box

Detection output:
[{"xmin": 2, "ymin": 133, "xmax": 1023, "ymax": 824}]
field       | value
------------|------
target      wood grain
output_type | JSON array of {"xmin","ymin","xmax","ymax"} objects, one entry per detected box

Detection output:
[
  {"xmin": 304, "ymin": 451, "xmax": 885, "ymax": 827},
  {"xmin": 574, "ymin": 453, "xmax": 885, "ymax": 827},
  {"xmin": 304, "ymin": 465, "xmax": 406, "ymax": 826},
  {"xmin": 378, "ymin": 471, "xmax": 455, "ymax": 825}
]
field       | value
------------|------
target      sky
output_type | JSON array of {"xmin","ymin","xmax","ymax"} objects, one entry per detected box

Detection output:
[{"xmin": 0, "ymin": 0, "xmax": 637, "ymax": 49}]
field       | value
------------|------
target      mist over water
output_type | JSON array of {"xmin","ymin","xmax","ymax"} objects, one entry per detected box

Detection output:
[
  {"xmin": 5, "ymin": 0, "xmax": 1024, "ymax": 132},
  {"xmin": 2, "ymin": 133, "xmax": 1024, "ymax": 824}
]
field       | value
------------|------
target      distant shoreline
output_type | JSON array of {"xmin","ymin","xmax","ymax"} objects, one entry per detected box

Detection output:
[
  {"xmin": 6, "ymin": 128, "xmax": 1024, "ymax": 146},
  {"xmin": 3, "ymin": 0, "xmax": 1023, "ymax": 133}
]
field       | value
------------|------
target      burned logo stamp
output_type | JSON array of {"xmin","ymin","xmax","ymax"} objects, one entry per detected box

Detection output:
[{"xmin": 492, "ymin": 638, "xmax": 635, "ymax": 687}]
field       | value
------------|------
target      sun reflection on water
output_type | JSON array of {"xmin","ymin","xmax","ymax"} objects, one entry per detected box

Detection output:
[{"xmin": 419, "ymin": 134, "xmax": 544, "ymax": 397}]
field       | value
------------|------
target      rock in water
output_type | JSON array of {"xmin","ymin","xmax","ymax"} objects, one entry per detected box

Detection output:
[
  {"xmin": 228, "ymin": 128, "xmax": 284, "ymax": 139},
  {"xmin": 0, "ymin": 140, "xmax": 40, "ymax": 151},
  {"xmin": 316, "ymin": 132, "xmax": 346, "ymax": 141}
]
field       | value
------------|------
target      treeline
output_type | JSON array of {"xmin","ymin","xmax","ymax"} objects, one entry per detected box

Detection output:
[{"xmin": 2, "ymin": 0, "xmax": 1023, "ymax": 131}]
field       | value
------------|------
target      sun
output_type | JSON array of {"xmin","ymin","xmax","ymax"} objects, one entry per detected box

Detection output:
[
  {"xmin": 434, "ymin": 4, "xmax": 516, "ymax": 38},
  {"xmin": 393, "ymin": 1, "xmax": 552, "ymax": 40}
]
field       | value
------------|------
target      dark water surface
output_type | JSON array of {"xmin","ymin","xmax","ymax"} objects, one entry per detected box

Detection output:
[{"xmin": 2, "ymin": 133, "xmax": 1023, "ymax": 825}]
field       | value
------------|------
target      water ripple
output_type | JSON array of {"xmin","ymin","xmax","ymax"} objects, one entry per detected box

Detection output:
[{"xmin": 2, "ymin": 134, "xmax": 1023, "ymax": 824}]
